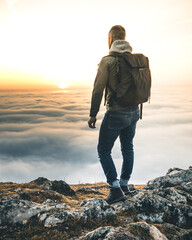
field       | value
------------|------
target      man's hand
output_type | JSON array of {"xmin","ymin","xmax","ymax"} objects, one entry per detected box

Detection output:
[{"xmin": 88, "ymin": 117, "xmax": 97, "ymax": 129}]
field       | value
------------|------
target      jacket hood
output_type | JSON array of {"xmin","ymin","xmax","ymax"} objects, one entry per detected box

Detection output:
[{"xmin": 109, "ymin": 40, "xmax": 132, "ymax": 54}]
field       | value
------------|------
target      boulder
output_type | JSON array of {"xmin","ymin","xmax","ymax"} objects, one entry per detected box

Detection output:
[
  {"xmin": 77, "ymin": 187, "xmax": 102, "ymax": 195},
  {"xmin": 154, "ymin": 223, "xmax": 192, "ymax": 240},
  {"xmin": 51, "ymin": 180, "xmax": 76, "ymax": 196},
  {"xmin": 145, "ymin": 167, "xmax": 192, "ymax": 189},
  {"xmin": 112, "ymin": 167, "xmax": 192, "ymax": 228},
  {"xmin": 81, "ymin": 198, "xmax": 116, "ymax": 220},
  {"xmin": 128, "ymin": 184, "xmax": 136, "ymax": 191},
  {"xmin": 79, "ymin": 226, "xmax": 137, "ymax": 240},
  {"xmin": 114, "ymin": 189, "xmax": 192, "ymax": 227},
  {"xmin": 127, "ymin": 222, "xmax": 168, "ymax": 240},
  {"xmin": 31, "ymin": 177, "xmax": 76, "ymax": 196},
  {"xmin": 79, "ymin": 222, "xmax": 168, "ymax": 240},
  {"xmin": 31, "ymin": 177, "xmax": 49, "ymax": 185},
  {"xmin": 42, "ymin": 210, "xmax": 74, "ymax": 228},
  {"xmin": 0, "ymin": 198, "xmax": 69, "ymax": 225}
]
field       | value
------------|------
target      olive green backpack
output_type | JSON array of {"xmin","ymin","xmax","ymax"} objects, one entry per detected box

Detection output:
[{"xmin": 106, "ymin": 52, "xmax": 152, "ymax": 119}]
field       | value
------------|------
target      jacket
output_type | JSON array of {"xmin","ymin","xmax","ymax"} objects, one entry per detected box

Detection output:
[{"xmin": 89, "ymin": 40, "xmax": 133, "ymax": 117}]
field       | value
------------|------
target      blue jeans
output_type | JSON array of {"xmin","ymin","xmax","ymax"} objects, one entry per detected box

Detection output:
[{"xmin": 97, "ymin": 106, "xmax": 140, "ymax": 185}]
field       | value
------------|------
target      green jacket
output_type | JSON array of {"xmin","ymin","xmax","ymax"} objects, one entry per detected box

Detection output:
[{"xmin": 89, "ymin": 40, "xmax": 133, "ymax": 117}]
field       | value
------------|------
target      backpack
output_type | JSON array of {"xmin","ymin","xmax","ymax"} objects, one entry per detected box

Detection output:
[{"xmin": 106, "ymin": 52, "xmax": 151, "ymax": 118}]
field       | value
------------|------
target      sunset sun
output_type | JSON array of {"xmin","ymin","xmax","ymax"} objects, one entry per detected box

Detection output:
[{"xmin": 59, "ymin": 83, "xmax": 68, "ymax": 89}]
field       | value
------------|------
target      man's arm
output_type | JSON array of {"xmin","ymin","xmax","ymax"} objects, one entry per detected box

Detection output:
[{"xmin": 88, "ymin": 58, "xmax": 109, "ymax": 128}]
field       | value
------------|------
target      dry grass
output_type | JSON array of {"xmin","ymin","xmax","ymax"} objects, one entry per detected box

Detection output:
[
  {"xmin": 0, "ymin": 181, "xmax": 145, "ymax": 207},
  {"xmin": 0, "ymin": 181, "xmax": 145, "ymax": 240},
  {"xmin": 70, "ymin": 182, "xmax": 145, "ymax": 209},
  {"xmin": 134, "ymin": 184, "xmax": 145, "ymax": 190}
]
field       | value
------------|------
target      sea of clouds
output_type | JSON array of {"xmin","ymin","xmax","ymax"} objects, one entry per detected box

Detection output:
[{"xmin": 0, "ymin": 85, "xmax": 191, "ymax": 184}]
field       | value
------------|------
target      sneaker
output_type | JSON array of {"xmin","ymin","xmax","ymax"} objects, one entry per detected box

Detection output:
[
  {"xmin": 104, "ymin": 187, "xmax": 126, "ymax": 204},
  {"xmin": 120, "ymin": 185, "xmax": 130, "ymax": 195}
]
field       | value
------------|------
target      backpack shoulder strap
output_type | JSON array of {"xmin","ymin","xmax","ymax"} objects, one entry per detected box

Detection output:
[{"xmin": 104, "ymin": 54, "xmax": 119, "ymax": 106}]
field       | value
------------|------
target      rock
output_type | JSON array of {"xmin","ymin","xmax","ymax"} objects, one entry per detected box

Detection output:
[
  {"xmin": 77, "ymin": 187, "xmax": 102, "ymax": 194},
  {"xmin": 40, "ymin": 181, "xmax": 53, "ymax": 190},
  {"xmin": 166, "ymin": 167, "xmax": 183, "ymax": 175},
  {"xmin": 43, "ymin": 199, "xmax": 54, "ymax": 204},
  {"xmin": 80, "ymin": 222, "xmax": 168, "ymax": 240},
  {"xmin": 156, "ymin": 187, "xmax": 188, "ymax": 204},
  {"xmin": 128, "ymin": 222, "xmax": 167, "ymax": 240},
  {"xmin": 0, "ymin": 197, "xmax": 115, "ymax": 228},
  {"xmin": 112, "ymin": 167, "xmax": 192, "ymax": 228},
  {"xmin": 128, "ymin": 222, "xmax": 168, "ymax": 240},
  {"xmin": 31, "ymin": 177, "xmax": 76, "ymax": 196},
  {"xmin": 19, "ymin": 191, "xmax": 33, "ymax": 201},
  {"xmin": 38, "ymin": 213, "xmax": 47, "ymax": 221},
  {"xmin": 43, "ymin": 210, "xmax": 74, "ymax": 227},
  {"xmin": 31, "ymin": 177, "xmax": 49, "ymax": 185},
  {"xmin": 176, "ymin": 182, "xmax": 192, "ymax": 195},
  {"xmin": 80, "ymin": 198, "xmax": 116, "ymax": 219},
  {"xmin": 0, "ymin": 198, "xmax": 69, "ymax": 225},
  {"xmin": 22, "ymin": 219, "xmax": 28, "ymax": 225},
  {"xmin": 128, "ymin": 184, "xmax": 136, "ymax": 191},
  {"xmin": 31, "ymin": 177, "xmax": 54, "ymax": 191},
  {"xmin": 81, "ymin": 198, "xmax": 116, "ymax": 220},
  {"xmin": 116, "ymin": 189, "xmax": 192, "ymax": 228},
  {"xmin": 1, "ymin": 167, "xmax": 192, "ymax": 239},
  {"xmin": 79, "ymin": 226, "xmax": 137, "ymax": 240},
  {"xmin": 51, "ymin": 180, "xmax": 75, "ymax": 196},
  {"xmin": 155, "ymin": 223, "xmax": 192, "ymax": 240},
  {"xmin": 36, "ymin": 198, "xmax": 116, "ymax": 228},
  {"xmin": 145, "ymin": 167, "xmax": 192, "ymax": 189},
  {"xmin": 14, "ymin": 187, "xmax": 22, "ymax": 192}
]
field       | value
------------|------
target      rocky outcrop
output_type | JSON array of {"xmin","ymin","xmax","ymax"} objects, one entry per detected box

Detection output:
[
  {"xmin": 0, "ymin": 197, "xmax": 115, "ymax": 227},
  {"xmin": 79, "ymin": 222, "xmax": 169, "ymax": 240},
  {"xmin": 113, "ymin": 167, "xmax": 192, "ymax": 229},
  {"xmin": 0, "ymin": 167, "xmax": 192, "ymax": 240},
  {"xmin": 0, "ymin": 195, "xmax": 70, "ymax": 225},
  {"xmin": 128, "ymin": 184, "xmax": 136, "ymax": 191},
  {"xmin": 114, "ymin": 189, "xmax": 192, "ymax": 227},
  {"xmin": 80, "ymin": 198, "xmax": 116, "ymax": 220},
  {"xmin": 38, "ymin": 198, "xmax": 116, "ymax": 228},
  {"xmin": 79, "ymin": 166, "xmax": 192, "ymax": 239},
  {"xmin": 31, "ymin": 177, "xmax": 76, "ymax": 196},
  {"xmin": 145, "ymin": 166, "xmax": 192, "ymax": 189},
  {"xmin": 77, "ymin": 187, "xmax": 102, "ymax": 195}
]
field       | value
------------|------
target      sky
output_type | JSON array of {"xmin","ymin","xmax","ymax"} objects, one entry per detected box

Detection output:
[{"xmin": 0, "ymin": 0, "xmax": 192, "ymax": 89}]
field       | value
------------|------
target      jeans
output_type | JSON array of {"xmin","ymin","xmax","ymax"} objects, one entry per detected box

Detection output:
[{"xmin": 97, "ymin": 106, "xmax": 140, "ymax": 185}]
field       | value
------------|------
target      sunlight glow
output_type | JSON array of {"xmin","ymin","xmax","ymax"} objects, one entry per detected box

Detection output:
[
  {"xmin": 59, "ymin": 83, "xmax": 68, "ymax": 89},
  {"xmin": 0, "ymin": 0, "xmax": 192, "ymax": 89}
]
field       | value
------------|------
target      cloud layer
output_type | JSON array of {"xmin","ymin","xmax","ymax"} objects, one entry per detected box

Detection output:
[{"xmin": 0, "ymin": 86, "xmax": 191, "ymax": 184}]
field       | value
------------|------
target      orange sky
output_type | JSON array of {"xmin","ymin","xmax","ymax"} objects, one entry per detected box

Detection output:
[{"xmin": 0, "ymin": 0, "xmax": 192, "ymax": 89}]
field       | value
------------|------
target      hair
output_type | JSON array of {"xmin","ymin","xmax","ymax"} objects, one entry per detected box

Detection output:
[{"xmin": 109, "ymin": 25, "xmax": 126, "ymax": 40}]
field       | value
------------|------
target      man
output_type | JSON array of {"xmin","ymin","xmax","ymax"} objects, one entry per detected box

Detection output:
[{"xmin": 88, "ymin": 25, "xmax": 140, "ymax": 204}]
